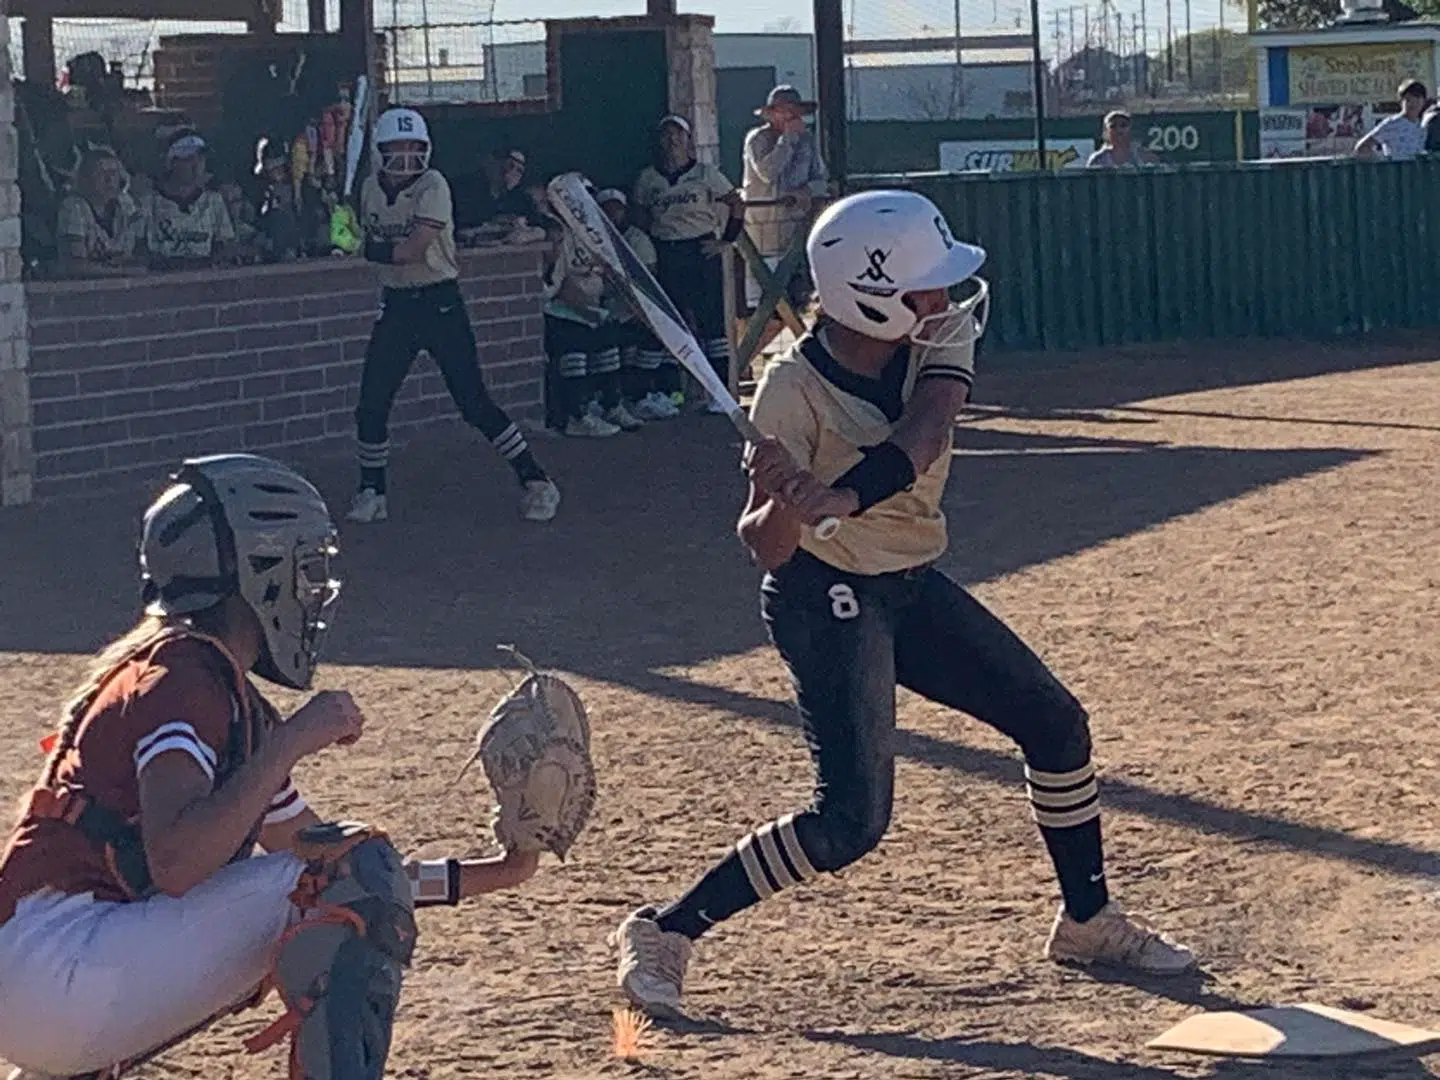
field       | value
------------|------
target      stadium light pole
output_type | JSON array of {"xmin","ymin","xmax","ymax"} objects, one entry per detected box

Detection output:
[{"xmin": 1030, "ymin": 0, "xmax": 1047, "ymax": 165}]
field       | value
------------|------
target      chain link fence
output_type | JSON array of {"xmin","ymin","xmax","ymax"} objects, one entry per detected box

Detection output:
[
  {"xmin": 840, "ymin": 0, "xmax": 1251, "ymax": 122},
  {"xmin": 383, "ymin": 18, "xmax": 546, "ymax": 104},
  {"xmin": 6, "ymin": 9, "xmax": 548, "ymax": 104}
]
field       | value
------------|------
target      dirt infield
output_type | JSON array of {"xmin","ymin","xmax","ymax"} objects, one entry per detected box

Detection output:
[{"xmin": 3, "ymin": 337, "xmax": 1440, "ymax": 1080}]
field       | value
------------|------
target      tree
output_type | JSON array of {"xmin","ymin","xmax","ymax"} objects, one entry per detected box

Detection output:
[
  {"xmin": 1258, "ymin": 0, "xmax": 1416, "ymax": 27},
  {"xmin": 896, "ymin": 76, "xmax": 955, "ymax": 120},
  {"xmin": 1157, "ymin": 28, "xmax": 1253, "ymax": 94}
]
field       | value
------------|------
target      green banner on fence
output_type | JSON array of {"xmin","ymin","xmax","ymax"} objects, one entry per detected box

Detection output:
[
  {"xmin": 847, "ymin": 111, "xmax": 1255, "ymax": 175},
  {"xmin": 853, "ymin": 157, "xmax": 1440, "ymax": 353}
]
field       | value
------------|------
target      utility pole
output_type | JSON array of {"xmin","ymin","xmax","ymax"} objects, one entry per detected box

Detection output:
[
  {"xmin": 1139, "ymin": 0, "xmax": 1148, "ymax": 94},
  {"xmin": 1083, "ymin": 5, "xmax": 1091, "ymax": 95},
  {"xmin": 1185, "ymin": 0, "xmax": 1194, "ymax": 85},
  {"xmin": 1218, "ymin": 0, "xmax": 1226, "ymax": 96},
  {"xmin": 1030, "ymin": 0, "xmax": 1048, "ymax": 166},
  {"xmin": 1165, "ymin": 0, "xmax": 1174, "ymax": 82},
  {"xmin": 1132, "ymin": 13, "xmax": 1140, "ymax": 93}
]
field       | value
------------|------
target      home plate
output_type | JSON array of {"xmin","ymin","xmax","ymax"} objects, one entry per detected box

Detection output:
[{"xmin": 1147, "ymin": 1004, "xmax": 1440, "ymax": 1059}]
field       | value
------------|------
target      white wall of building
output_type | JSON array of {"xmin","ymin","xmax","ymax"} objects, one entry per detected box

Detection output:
[
  {"xmin": 847, "ymin": 60, "xmax": 1034, "ymax": 121},
  {"xmin": 712, "ymin": 33, "xmax": 814, "ymax": 96}
]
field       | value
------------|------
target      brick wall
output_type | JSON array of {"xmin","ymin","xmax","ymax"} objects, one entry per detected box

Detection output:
[
  {"xmin": 24, "ymin": 247, "xmax": 545, "ymax": 500},
  {"xmin": 0, "ymin": 15, "xmax": 31, "ymax": 507}
]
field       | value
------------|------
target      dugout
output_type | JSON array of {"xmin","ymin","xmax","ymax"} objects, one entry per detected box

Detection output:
[{"xmin": 0, "ymin": 0, "xmax": 742, "ymax": 506}]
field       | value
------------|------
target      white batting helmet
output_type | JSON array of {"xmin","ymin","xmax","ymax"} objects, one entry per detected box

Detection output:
[
  {"xmin": 373, "ymin": 107, "xmax": 432, "ymax": 179},
  {"xmin": 807, "ymin": 189, "xmax": 989, "ymax": 347},
  {"xmin": 140, "ymin": 454, "xmax": 340, "ymax": 690}
]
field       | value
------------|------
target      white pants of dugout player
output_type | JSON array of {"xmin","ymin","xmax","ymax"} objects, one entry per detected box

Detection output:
[
  {"xmin": 617, "ymin": 553, "xmax": 1194, "ymax": 1014},
  {"xmin": 0, "ymin": 853, "xmax": 302, "ymax": 1077}
]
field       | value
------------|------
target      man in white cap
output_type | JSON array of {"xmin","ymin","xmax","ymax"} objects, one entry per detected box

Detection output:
[{"xmin": 741, "ymin": 85, "xmax": 829, "ymax": 344}]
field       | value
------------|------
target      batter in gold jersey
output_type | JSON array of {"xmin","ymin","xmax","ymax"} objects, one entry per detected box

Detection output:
[
  {"xmin": 612, "ymin": 190, "xmax": 1197, "ymax": 1017},
  {"xmin": 348, "ymin": 108, "xmax": 559, "ymax": 525}
]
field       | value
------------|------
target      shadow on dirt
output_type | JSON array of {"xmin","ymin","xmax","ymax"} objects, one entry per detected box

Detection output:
[
  {"xmin": 0, "ymin": 423, "xmax": 1370, "ymax": 676},
  {"xmin": 3, "ymin": 340, "xmax": 1427, "ymax": 884},
  {"xmin": 613, "ymin": 666, "xmax": 1440, "ymax": 882},
  {"xmin": 805, "ymin": 1028, "xmax": 1440, "ymax": 1079}
]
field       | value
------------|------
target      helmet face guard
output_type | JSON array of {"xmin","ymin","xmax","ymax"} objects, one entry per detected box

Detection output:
[
  {"xmin": 374, "ymin": 109, "xmax": 431, "ymax": 181},
  {"xmin": 251, "ymin": 530, "xmax": 341, "ymax": 691},
  {"xmin": 909, "ymin": 277, "xmax": 990, "ymax": 350},
  {"xmin": 378, "ymin": 142, "xmax": 430, "ymax": 179}
]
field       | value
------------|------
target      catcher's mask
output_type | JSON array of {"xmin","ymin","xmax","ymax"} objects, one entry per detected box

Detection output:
[{"xmin": 140, "ymin": 454, "xmax": 341, "ymax": 690}]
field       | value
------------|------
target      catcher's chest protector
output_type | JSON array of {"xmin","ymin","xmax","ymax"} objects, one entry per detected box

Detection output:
[{"xmin": 245, "ymin": 823, "xmax": 417, "ymax": 1080}]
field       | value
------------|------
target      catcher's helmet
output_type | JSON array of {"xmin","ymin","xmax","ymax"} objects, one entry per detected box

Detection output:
[{"xmin": 140, "ymin": 454, "xmax": 340, "ymax": 690}]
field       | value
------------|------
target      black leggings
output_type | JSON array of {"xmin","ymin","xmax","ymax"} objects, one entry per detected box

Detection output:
[
  {"xmin": 653, "ymin": 236, "xmax": 726, "ymax": 343},
  {"xmin": 355, "ymin": 279, "xmax": 518, "ymax": 448},
  {"xmin": 760, "ymin": 551, "xmax": 1093, "ymax": 873}
]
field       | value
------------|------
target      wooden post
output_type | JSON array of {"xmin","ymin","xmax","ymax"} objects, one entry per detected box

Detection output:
[
  {"xmin": 21, "ymin": 17, "xmax": 56, "ymax": 90},
  {"xmin": 722, "ymin": 246, "xmax": 739, "ymax": 398}
]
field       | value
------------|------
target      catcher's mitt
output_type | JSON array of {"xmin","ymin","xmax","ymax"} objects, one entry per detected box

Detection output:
[{"xmin": 456, "ymin": 646, "xmax": 596, "ymax": 859}]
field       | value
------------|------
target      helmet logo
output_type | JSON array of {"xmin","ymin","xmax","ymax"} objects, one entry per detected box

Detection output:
[
  {"xmin": 934, "ymin": 215, "xmax": 954, "ymax": 249},
  {"xmin": 857, "ymin": 247, "xmax": 893, "ymax": 284},
  {"xmin": 396, "ymin": 113, "xmax": 416, "ymax": 133}
]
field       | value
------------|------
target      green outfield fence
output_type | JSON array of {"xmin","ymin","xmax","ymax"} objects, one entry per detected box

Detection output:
[{"xmin": 852, "ymin": 156, "xmax": 1440, "ymax": 353}]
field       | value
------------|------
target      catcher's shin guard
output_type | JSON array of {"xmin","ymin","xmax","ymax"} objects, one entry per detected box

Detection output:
[{"xmin": 245, "ymin": 823, "xmax": 417, "ymax": 1080}]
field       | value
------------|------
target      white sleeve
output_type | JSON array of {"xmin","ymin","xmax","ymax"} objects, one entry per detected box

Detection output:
[
  {"xmin": 263, "ymin": 778, "xmax": 309, "ymax": 825},
  {"xmin": 133, "ymin": 721, "xmax": 220, "ymax": 781}
]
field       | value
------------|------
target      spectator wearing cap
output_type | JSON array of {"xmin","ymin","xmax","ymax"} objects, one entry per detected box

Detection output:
[
  {"xmin": 1086, "ymin": 111, "xmax": 1159, "ymax": 168},
  {"xmin": 596, "ymin": 188, "xmax": 678, "ymax": 422},
  {"xmin": 143, "ymin": 130, "xmax": 236, "ymax": 270},
  {"xmin": 55, "ymin": 146, "xmax": 146, "ymax": 278},
  {"xmin": 1356, "ymin": 80, "xmax": 1430, "ymax": 160},
  {"xmin": 632, "ymin": 114, "xmax": 745, "ymax": 412},
  {"xmin": 741, "ymin": 84, "xmax": 828, "ymax": 313}
]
